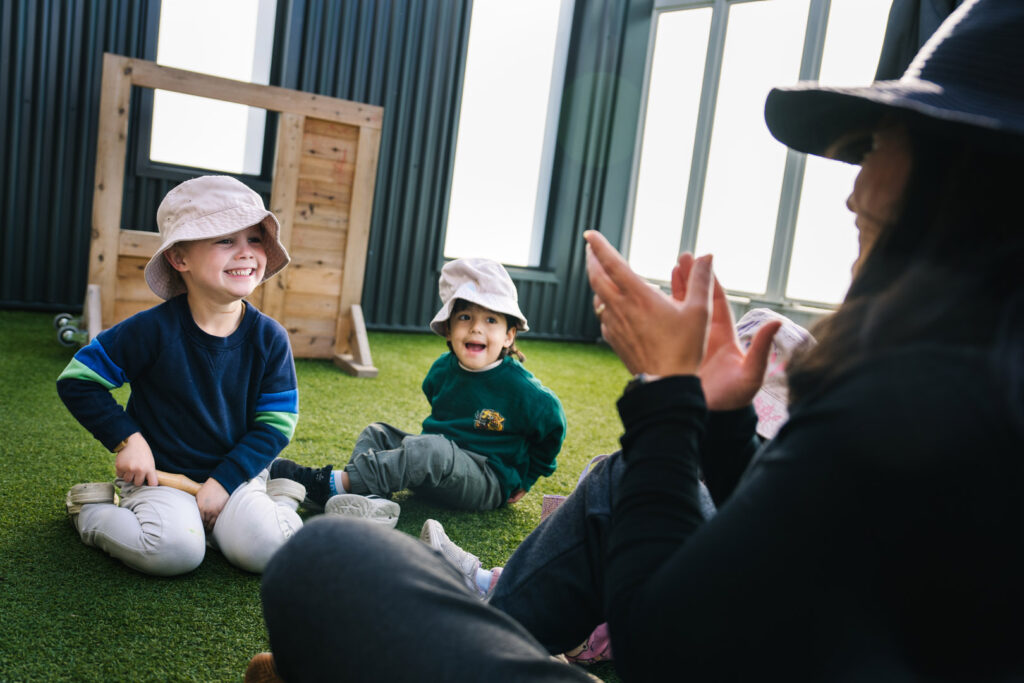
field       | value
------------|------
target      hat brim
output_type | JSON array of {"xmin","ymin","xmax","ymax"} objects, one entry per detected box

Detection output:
[
  {"xmin": 144, "ymin": 209, "xmax": 290, "ymax": 300},
  {"xmin": 765, "ymin": 78, "xmax": 1022, "ymax": 163},
  {"xmin": 430, "ymin": 282, "xmax": 529, "ymax": 335}
]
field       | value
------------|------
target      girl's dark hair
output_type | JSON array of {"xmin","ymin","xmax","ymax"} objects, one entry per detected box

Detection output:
[
  {"xmin": 787, "ymin": 122, "xmax": 1024, "ymax": 417},
  {"xmin": 446, "ymin": 298, "xmax": 526, "ymax": 362}
]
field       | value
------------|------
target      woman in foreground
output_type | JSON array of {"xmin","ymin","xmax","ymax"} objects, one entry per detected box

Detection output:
[{"xmin": 254, "ymin": 1, "xmax": 1024, "ymax": 679}]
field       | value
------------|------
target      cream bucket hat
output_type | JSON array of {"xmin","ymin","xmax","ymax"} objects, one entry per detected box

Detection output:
[
  {"xmin": 143, "ymin": 175, "xmax": 290, "ymax": 300},
  {"xmin": 429, "ymin": 258, "xmax": 529, "ymax": 335}
]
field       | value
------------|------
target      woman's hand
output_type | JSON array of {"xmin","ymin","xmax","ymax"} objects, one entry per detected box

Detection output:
[
  {"xmin": 672, "ymin": 253, "xmax": 781, "ymax": 411},
  {"xmin": 114, "ymin": 432, "xmax": 159, "ymax": 486},
  {"xmin": 196, "ymin": 479, "xmax": 229, "ymax": 532},
  {"xmin": 584, "ymin": 230, "xmax": 713, "ymax": 377}
]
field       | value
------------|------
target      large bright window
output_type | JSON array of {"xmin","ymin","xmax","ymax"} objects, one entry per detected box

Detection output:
[
  {"xmin": 444, "ymin": 0, "xmax": 574, "ymax": 267},
  {"xmin": 786, "ymin": 0, "xmax": 891, "ymax": 302},
  {"xmin": 150, "ymin": 0, "xmax": 277, "ymax": 175},
  {"xmin": 694, "ymin": 0, "xmax": 810, "ymax": 294},
  {"xmin": 628, "ymin": 9, "xmax": 712, "ymax": 281},
  {"xmin": 628, "ymin": 0, "xmax": 891, "ymax": 308}
]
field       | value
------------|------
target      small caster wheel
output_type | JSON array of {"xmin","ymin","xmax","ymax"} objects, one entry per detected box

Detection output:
[
  {"xmin": 54, "ymin": 312, "xmax": 75, "ymax": 330},
  {"xmin": 58, "ymin": 325, "xmax": 86, "ymax": 348}
]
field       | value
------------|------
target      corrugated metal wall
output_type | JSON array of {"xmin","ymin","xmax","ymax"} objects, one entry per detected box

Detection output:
[
  {"xmin": 0, "ymin": 0, "xmax": 156, "ymax": 311},
  {"xmin": 0, "ymin": 0, "xmax": 654, "ymax": 342}
]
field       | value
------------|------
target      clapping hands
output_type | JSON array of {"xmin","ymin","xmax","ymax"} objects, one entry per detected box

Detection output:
[{"xmin": 584, "ymin": 230, "xmax": 779, "ymax": 410}]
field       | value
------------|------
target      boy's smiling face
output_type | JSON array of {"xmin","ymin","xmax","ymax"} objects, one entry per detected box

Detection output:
[
  {"xmin": 446, "ymin": 301, "xmax": 516, "ymax": 370},
  {"xmin": 167, "ymin": 225, "xmax": 267, "ymax": 304}
]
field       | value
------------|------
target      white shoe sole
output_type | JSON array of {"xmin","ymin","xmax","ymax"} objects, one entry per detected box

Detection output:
[{"xmin": 324, "ymin": 494, "xmax": 400, "ymax": 528}]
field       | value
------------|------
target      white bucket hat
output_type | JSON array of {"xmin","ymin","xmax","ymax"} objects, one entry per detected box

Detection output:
[
  {"xmin": 429, "ymin": 258, "xmax": 529, "ymax": 335},
  {"xmin": 143, "ymin": 175, "xmax": 290, "ymax": 300}
]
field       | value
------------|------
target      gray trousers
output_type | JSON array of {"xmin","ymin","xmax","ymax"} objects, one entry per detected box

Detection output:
[{"xmin": 343, "ymin": 422, "xmax": 505, "ymax": 511}]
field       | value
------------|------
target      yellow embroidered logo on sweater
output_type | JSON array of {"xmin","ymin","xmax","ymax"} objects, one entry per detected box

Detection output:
[{"xmin": 474, "ymin": 409, "xmax": 505, "ymax": 432}]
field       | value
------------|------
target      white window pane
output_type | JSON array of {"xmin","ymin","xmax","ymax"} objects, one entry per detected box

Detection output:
[
  {"xmin": 628, "ymin": 8, "xmax": 713, "ymax": 281},
  {"xmin": 444, "ymin": 0, "xmax": 570, "ymax": 267},
  {"xmin": 695, "ymin": 0, "xmax": 810, "ymax": 295},
  {"xmin": 786, "ymin": 0, "xmax": 891, "ymax": 303},
  {"xmin": 151, "ymin": 0, "xmax": 276, "ymax": 175}
]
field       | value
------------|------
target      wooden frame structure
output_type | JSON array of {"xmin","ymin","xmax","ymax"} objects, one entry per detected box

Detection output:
[{"xmin": 88, "ymin": 53, "xmax": 383, "ymax": 376}]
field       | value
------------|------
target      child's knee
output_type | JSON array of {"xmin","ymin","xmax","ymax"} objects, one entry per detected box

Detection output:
[
  {"xmin": 215, "ymin": 498, "xmax": 303, "ymax": 573},
  {"xmin": 130, "ymin": 524, "xmax": 206, "ymax": 576}
]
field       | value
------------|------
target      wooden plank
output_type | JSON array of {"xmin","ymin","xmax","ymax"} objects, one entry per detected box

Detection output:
[
  {"xmin": 334, "ymin": 126, "xmax": 381, "ymax": 356},
  {"xmin": 296, "ymin": 177, "xmax": 351, "ymax": 206},
  {"xmin": 289, "ymin": 335, "xmax": 336, "ymax": 359},
  {"xmin": 291, "ymin": 209, "xmax": 349, "ymax": 231},
  {"xmin": 283, "ymin": 291, "xmax": 341, "ymax": 320},
  {"xmin": 283, "ymin": 316, "xmax": 339, "ymax": 359},
  {"xmin": 259, "ymin": 112, "xmax": 304, "ymax": 319},
  {"xmin": 298, "ymin": 156, "xmax": 356, "ymax": 185},
  {"xmin": 122, "ymin": 57, "xmax": 383, "ymax": 129},
  {"xmin": 289, "ymin": 245, "xmax": 344, "ymax": 271},
  {"xmin": 303, "ymin": 117, "xmax": 360, "ymax": 140},
  {"xmin": 285, "ymin": 264, "xmax": 343, "ymax": 297},
  {"xmin": 295, "ymin": 199, "xmax": 350, "ymax": 224},
  {"xmin": 116, "ymin": 257, "xmax": 161, "ymax": 304},
  {"xmin": 119, "ymin": 229, "xmax": 162, "ymax": 258},
  {"xmin": 291, "ymin": 224, "xmax": 348, "ymax": 252},
  {"xmin": 282, "ymin": 315, "xmax": 338, "ymax": 337},
  {"xmin": 302, "ymin": 131, "xmax": 358, "ymax": 162},
  {"xmin": 89, "ymin": 54, "xmax": 133, "ymax": 328}
]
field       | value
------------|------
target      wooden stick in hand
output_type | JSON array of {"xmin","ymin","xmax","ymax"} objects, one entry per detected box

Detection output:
[{"xmin": 156, "ymin": 471, "xmax": 202, "ymax": 496}]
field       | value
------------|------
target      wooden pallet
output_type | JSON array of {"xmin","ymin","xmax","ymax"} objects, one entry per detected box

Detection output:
[{"xmin": 87, "ymin": 54, "xmax": 381, "ymax": 376}]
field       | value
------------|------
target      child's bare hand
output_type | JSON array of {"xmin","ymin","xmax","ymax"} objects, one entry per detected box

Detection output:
[
  {"xmin": 506, "ymin": 488, "xmax": 527, "ymax": 504},
  {"xmin": 114, "ymin": 433, "xmax": 159, "ymax": 486},
  {"xmin": 196, "ymin": 479, "xmax": 229, "ymax": 531}
]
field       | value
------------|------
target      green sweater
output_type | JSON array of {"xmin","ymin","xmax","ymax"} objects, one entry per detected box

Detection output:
[{"xmin": 421, "ymin": 353, "xmax": 566, "ymax": 498}]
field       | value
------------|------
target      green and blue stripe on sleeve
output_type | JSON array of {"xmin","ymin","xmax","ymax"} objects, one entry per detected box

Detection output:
[
  {"xmin": 255, "ymin": 389, "xmax": 299, "ymax": 440},
  {"xmin": 57, "ymin": 339, "xmax": 128, "ymax": 389}
]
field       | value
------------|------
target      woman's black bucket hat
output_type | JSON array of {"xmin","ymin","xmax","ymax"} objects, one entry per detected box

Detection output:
[{"xmin": 764, "ymin": 0, "xmax": 1024, "ymax": 163}]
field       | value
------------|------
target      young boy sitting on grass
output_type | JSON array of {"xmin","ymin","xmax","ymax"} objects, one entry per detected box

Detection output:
[
  {"xmin": 58, "ymin": 175, "xmax": 305, "ymax": 576},
  {"xmin": 271, "ymin": 258, "xmax": 566, "ymax": 527}
]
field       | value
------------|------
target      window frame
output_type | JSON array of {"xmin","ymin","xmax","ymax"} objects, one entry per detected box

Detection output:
[
  {"xmin": 131, "ymin": 0, "xmax": 280, "ymax": 191},
  {"xmin": 440, "ymin": 0, "xmax": 577, "ymax": 276},
  {"xmin": 624, "ymin": 0, "xmax": 838, "ymax": 316}
]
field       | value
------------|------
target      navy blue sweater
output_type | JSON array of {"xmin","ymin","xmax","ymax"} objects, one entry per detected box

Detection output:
[{"xmin": 57, "ymin": 295, "xmax": 298, "ymax": 493}]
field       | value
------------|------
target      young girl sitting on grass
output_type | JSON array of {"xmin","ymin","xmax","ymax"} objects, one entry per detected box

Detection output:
[{"xmin": 271, "ymin": 258, "xmax": 566, "ymax": 534}]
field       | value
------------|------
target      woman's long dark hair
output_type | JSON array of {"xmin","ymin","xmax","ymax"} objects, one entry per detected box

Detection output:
[{"xmin": 787, "ymin": 122, "xmax": 1024, "ymax": 420}]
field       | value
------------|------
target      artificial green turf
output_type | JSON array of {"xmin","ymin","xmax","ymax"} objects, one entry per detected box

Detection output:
[{"xmin": 0, "ymin": 310, "xmax": 630, "ymax": 681}]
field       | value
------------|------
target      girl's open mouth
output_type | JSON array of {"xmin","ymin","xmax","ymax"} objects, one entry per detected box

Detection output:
[
  {"xmin": 226, "ymin": 268, "xmax": 255, "ymax": 277},
  {"xmin": 465, "ymin": 342, "xmax": 486, "ymax": 353}
]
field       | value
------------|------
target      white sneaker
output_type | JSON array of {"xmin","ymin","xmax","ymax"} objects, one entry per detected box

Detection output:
[
  {"xmin": 420, "ymin": 519, "xmax": 481, "ymax": 593},
  {"xmin": 324, "ymin": 494, "xmax": 400, "ymax": 528},
  {"xmin": 66, "ymin": 482, "xmax": 117, "ymax": 531},
  {"xmin": 266, "ymin": 478, "xmax": 306, "ymax": 511}
]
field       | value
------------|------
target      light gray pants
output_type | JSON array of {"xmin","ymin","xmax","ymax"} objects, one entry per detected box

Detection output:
[
  {"xmin": 76, "ymin": 468, "xmax": 303, "ymax": 576},
  {"xmin": 343, "ymin": 422, "xmax": 505, "ymax": 511}
]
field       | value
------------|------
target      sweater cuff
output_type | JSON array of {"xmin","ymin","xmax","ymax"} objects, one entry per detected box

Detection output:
[
  {"xmin": 707, "ymin": 405, "xmax": 757, "ymax": 437},
  {"xmin": 617, "ymin": 375, "xmax": 705, "ymax": 429}
]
